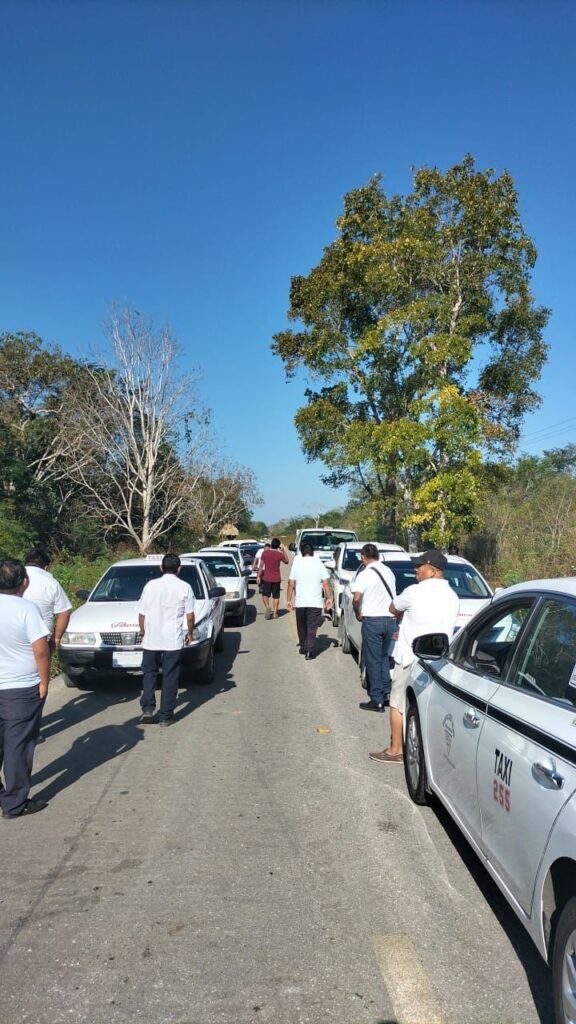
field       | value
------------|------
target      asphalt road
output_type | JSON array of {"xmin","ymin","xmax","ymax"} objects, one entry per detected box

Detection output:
[{"xmin": 0, "ymin": 589, "xmax": 554, "ymax": 1024}]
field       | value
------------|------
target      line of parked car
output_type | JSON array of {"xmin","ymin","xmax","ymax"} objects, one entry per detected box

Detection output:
[
  {"xmin": 58, "ymin": 540, "xmax": 267, "ymax": 690},
  {"xmin": 58, "ymin": 529, "xmax": 576, "ymax": 1020},
  {"xmin": 325, "ymin": 535, "xmax": 576, "ymax": 1024}
]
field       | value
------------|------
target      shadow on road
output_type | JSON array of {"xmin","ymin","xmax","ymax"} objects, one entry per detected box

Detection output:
[
  {"xmin": 432, "ymin": 801, "xmax": 553, "ymax": 1024},
  {"xmin": 33, "ymin": 630, "xmax": 242, "ymax": 802}
]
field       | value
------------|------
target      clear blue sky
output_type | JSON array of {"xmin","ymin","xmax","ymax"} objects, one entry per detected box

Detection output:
[{"xmin": 1, "ymin": 0, "xmax": 574, "ymax": 523}]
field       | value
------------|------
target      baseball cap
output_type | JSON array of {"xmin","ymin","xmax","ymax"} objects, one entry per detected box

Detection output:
[{"xmin": 413, "ymin": 549, "xmax": 448, "ymax": 571}]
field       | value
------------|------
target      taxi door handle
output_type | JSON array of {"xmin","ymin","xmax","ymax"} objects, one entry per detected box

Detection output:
[
  {"xmin": 532, "ymin": 762, "xmax": 565, "ymax": 790},
  {"xmin": 463, "ymin": 708, "xmax": 481, "ymax": 728}
]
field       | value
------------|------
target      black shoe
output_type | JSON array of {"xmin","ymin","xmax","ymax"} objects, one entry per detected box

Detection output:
[
  {"xmin": 140, "ymin": 712, "xmax": 155, "ymax": 724},
  {"xmin": 299, "ymin": 647, "xmax": 306, "ymax": 655},
  {"xmin": 3, "ymin": 797, "xmax": 48, "ymax": 819},
  {"xmin": 304, "ymin": 651, "xmax": 316, "ymax": 660},
  {"xmin": 159, "ymin": 714, "xmax": 175, "ymax": 728},
  {"xmin": 359, "ymin": 700, "xmax": 384, "ymax": 712}
]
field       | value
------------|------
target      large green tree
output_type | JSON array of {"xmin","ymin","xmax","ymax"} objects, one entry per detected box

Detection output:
[{"xmin": 273, "ymin": 156, "xmax": 549, "ymax": 545}]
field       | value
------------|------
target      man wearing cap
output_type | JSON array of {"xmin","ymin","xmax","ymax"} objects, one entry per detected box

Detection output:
[{"xmin": 369, "ymin": 549, "xmax": 459, "ymax": 764}]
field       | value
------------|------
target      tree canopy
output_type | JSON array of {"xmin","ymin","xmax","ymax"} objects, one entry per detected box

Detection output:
[{"xmin": 273, "ymin": 156, "xmax": 549, "ymax": 545}]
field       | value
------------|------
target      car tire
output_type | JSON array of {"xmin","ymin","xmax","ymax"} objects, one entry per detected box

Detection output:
[
  {"xmin": 195, "ymin": 642, "xmax": 215, "ymax": 685},
  {"xmin": 404, "ymin": 700, "xmax": 430, "ymax": 805},
  {"xmin": 552, "ymin": 895, "xmax": 576, "ymax": 1024},
  {"xmin": 214, "ymin": 625, "xmax": 225, "ymax": 652},
  {"xmin": 332, "ymin": 598, "xmax": 340, "ymax": 628},
  {"xmin": 338, "ymin": 615, "xmax": 351, "ymax": 654},
  {"xmin": 232, "ymin": 603, "xmax": 247, "ymax": 627},
  {"xmin": 62, "ymin": 671, "xmax": 84, "ymax": 688}
]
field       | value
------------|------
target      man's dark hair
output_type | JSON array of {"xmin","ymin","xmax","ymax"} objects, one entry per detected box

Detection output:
[
  {"xmin": 161, "ymin": 553, "xmax": 181, "ymax": 575},
  {"xmin": 0, "ymin": 559, "xmax": 27, "ymax": 593},
  {"xmin": 271, "ymin": 537, "xmax": 281, "ymax": 549},
  {"xmin": 300, "ymin": 542, "xmax": 314, "ymax": 557},
  {"xmin": 25, "ymin": 547, "xmax": 51, "ymax": 568},
  {"xmin": 361, "ymin": 543, "xmax": 380, "ymax": 561}
]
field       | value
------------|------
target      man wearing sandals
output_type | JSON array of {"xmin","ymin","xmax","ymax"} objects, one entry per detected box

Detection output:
[{"xmin": 369, "ymin": 549, "xmax": 459, "ymax": 764}]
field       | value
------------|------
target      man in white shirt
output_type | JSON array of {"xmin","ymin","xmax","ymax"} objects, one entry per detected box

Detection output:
[
  {"xmin": 370, "ymin": 549, "xmax": 459, "ymax": 764},
  {"xmin": 137, "ymin": 554, "xmax": 195, "ymax": 726},
  {"xmin": 0, "ymin": 559, "xmax": 51, "ymax": 818},
  {"xmin": 352, "ymin": 543, "xmax": 397, "ymax": 713},
  {"xmin": 286, "ymin": 543, "xmax": 332, "ymax": 660},
  {"xmin": 25, "ymin": 548, "xmax": 72, "ymax": 649}
]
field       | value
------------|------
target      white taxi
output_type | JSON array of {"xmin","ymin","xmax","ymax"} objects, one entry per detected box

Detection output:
[
  {"xmin": 404, "ymin": 578, "xmax": 576, "ymax": 1023},
  {"xmin": 339, "ymin": 552, "xmax": 492, "ymax": 663},
  {"xmin": 325, "ymin": 541, "xmax": 405, "ymax": 626},
  {"xmin": 186, "ymin": 549, "xmax": 249, "ymax": 625},
  {"xmin": 58, "ymin": 557, "xmax": 226, "ymax": 688}
]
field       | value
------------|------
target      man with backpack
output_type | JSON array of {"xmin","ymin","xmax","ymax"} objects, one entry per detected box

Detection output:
[{"xmin": 352, "ymin": 543, "xmax": 397, "ymax": 712}]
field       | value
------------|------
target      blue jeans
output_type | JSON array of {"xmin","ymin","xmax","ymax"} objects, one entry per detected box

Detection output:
[{"xmin": 361, "ymin": 617, "xmax": 396, "ymax": 705}]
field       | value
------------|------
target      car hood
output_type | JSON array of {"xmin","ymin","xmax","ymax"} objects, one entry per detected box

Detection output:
[
  {"xmin": 455, "ymin": 597, "xmax": 491, "ymax": 628},
  {"xmin": 68, "ymin": 598, "xmax": 211, "ymax": 630}
]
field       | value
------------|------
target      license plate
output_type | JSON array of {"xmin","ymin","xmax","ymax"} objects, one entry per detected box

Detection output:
[{"xmin": 112, "ymin": 651, "xmax": 142, "ymax": 669}]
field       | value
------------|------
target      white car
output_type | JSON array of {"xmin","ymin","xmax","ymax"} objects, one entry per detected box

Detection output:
[
  {"xmin": 325, "ymin": 541, "xmax": 406, "ymax": 626},
  {"xmin": 404, "ymin": 578, "xmax": 576, "ymax": 1023},
  {"xmin": 338, "ymin": 553, "xmax": 493, "ymax": 671},
  {"xmin": 289, "ymin": 528, "xmax": 358, "ymax": 564},
  {"xmin": 58, "ymin": 557, "xmax": 226, "ymax": 688},
  {"xmin": 196, "ymin": 545, "xmax": 245, "ymax": 574},
  {"xmin": 187, "ymin": 549, "xmax": 249, "ymax": 625}
]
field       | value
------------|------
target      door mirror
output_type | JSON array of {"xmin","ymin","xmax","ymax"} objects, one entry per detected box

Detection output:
[
  {"xmin": 75, "ymin": 588, "xmax": 90, "ymax": 601},
  {"xmin": 288, "ymin": 543, "xmax": 296, "ymax": 552},
  {"xmin": 325, "ymin": 559, "xmax": 336, "ymax": 571},
  {"xmin": 412, "ymin": 633, "xmax": 449, "ymax": 660},
  {"xmin": 209, "ymin": 586, "xmax": 226, "ymax": 599},
  {"xmin": 242, "ymin": 569, "xmax": 251, "ymax": 577}
]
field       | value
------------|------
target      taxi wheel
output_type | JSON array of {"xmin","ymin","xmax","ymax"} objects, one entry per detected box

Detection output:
[
  {"xmin": 552, "ymin": 896, "xmax": 576, "ymax": 1024},
  {"xmin": 62, "ymin": 672, "xmax": 83, "ymax": 688},
  {"xmin": 338, "ymin": 615, "xmax": 351, "ymax": 654},
  {"xmin": 332, "ymin": 600, "xmax": 340, "ymax": 628},
  {"xmin": 195, "ymin": 643, "xmax": 214, "ymax": 685},
  {"xmin": 404, "ymin": 701, "xmax": 429, "ymax": 805},
  {"xmin": 214, "ymin": 625, "xmax": 225, "ymax": 652},
  {"xmin": 232, "ymin": 604, "xmax": 247, "ymax": 627}
]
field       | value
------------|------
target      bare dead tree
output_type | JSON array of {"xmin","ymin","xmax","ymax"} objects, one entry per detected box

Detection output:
[
  {"xmin": 187, "ymin": 464, "xmax": 262, "ymax": 542},
  {"xmin": 35, "ymin": 306, "xmax": 212, "ymax": 553}
]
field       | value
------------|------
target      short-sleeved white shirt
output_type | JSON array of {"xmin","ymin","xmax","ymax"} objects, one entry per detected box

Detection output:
[
  {"xmin": 289, "ymin": 556, "xmax": 329, "ymax": 608},
  {"xmin": 25, "ymin": 565, "xmax": 72, "ymax": 632},
  {"xmin": 352, "ymin": 561, "xmax": 397, "ymax": 617},
  {"xmin": 0, "ymin": 595, "xmax": 50, "ymax": 690},
  {"xmin": 137, "ymin": 573, "xmax": 195, "ymax": 651},
  {"xmin": 392, "ymin": 577, "xmax": 459, "ymax": 667}
]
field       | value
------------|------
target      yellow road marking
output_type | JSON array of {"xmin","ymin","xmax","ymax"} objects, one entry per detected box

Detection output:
[{"xmin": 373, "ymin": 934, "xmax": 445, "ymax": 1024}]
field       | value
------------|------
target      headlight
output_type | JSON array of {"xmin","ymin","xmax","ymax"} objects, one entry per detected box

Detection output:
[
  {"xmin": 226, "ymin": 590, "xmax": 240, "ymax": 599},
  {"xmin": 193, "ymin": 619, "xmax": 212, "ymax": 642},
  {"xmin": 61, "ymin": 632, "xmax": 97, "ymax": 646}
]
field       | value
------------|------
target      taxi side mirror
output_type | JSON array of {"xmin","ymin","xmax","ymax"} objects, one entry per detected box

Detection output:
[
  {"xmin": 75, "ymin": 588, "xmax": 90, "ymax": 601},
  {"xmin": 209, "ymin": 586, "xmax": 226, "ymax": 599},
  {"xmin": 412, "ymin": 633, "xmax": 449, "ymax": 660},
  {"xmin": 288, "ymin": 543, "xmax": 296, "ymax": 552}
]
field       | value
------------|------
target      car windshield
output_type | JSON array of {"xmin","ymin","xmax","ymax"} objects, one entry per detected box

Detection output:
[
  {"xmin": 240, "ymin": 543, "xmax": 260, "ymax": 558},
  {"xmin": 342, "ymin": 550, "xmax": 362, "ymax": 571},
  {"xmin": 301, "ymin": 531, "xmax": 357, "ymax": 551},
  {"xmin": 90, "ymin": 564, "xmax": 204, "ymax": 602},
  {"xmin": 387, "ymin": 560, "xmax": 491, "ymax": 599},
  {"xmin": 199, "ymin": 556, "xmax": 240, "ymax": 578}
]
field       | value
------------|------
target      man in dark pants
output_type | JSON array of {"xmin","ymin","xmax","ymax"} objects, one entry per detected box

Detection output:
[
  {"xmin": 0, "ymin": 559, "xmax": 51, "ymax": 819},
  {"xmin": 352, "ymin": 544, "xmax": 397, "ymax": 712},
  {"xmin": 286, "ymin": 543, "xmax": 332, "ymax": 660},
  {"xmin": 137, "ymin": 554, "xmax": 195, "ymax": 727}
]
